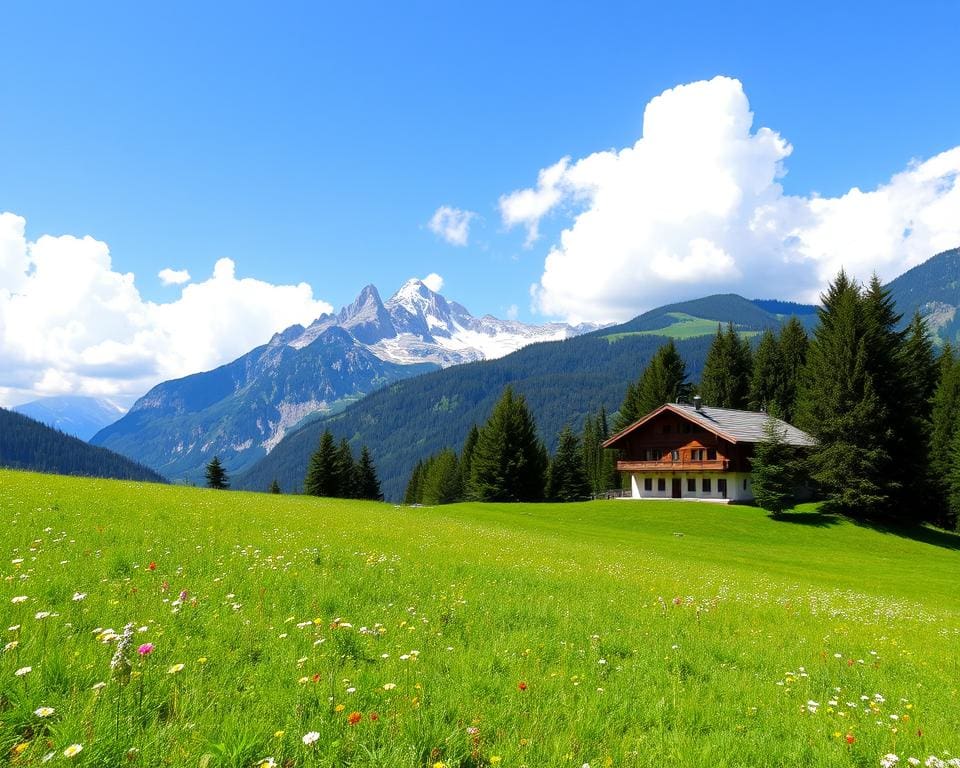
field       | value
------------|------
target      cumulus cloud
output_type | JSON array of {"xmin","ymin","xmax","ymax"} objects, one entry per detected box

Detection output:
[
  {"xmin": 0, "ymin": 212, "xmax": 333, "ymax": 406},
  {"xmin": 421, "ymin": 272, "xmax": 444, "ymax": 292},
  {"xmin": 428, "ymin": 205, "xmax": 476, "ymax": 246},
  {"xmin": 500, "ymin": 76, "xmax": 960, "ymax": 323},
  {"xmin": 158, "ymin": 267, "xmax": 191, "ymax": 285}
]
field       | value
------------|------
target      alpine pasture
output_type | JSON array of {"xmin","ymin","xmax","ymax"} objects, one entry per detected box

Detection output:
[{"xmin": 1, "ymin": 469, "xmax": 958, "ymax": 767}]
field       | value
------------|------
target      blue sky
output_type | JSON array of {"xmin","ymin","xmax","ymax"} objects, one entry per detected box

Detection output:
[{"xmin": 1, "ymin": 1, "xmax": 959, "ymax": 404}]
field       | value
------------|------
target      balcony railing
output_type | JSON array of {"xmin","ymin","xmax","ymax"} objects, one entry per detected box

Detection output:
[{"xmin": 616, "ymin": 459, "xmax": 729, "ymax": 472}]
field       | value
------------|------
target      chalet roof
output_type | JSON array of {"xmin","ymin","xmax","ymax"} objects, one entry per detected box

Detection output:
[{"xmin": 603, "ymin": 403, "xmax": 817, "ymax": 448}]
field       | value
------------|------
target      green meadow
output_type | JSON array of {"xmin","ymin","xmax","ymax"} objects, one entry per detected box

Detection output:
[
  {"xmin": 1, "ymin": 469, "xmax": 958, "ymax": 767},
  {"xmin": 604, "ymin": 313, "xmax": 762, "ymax": 342}
]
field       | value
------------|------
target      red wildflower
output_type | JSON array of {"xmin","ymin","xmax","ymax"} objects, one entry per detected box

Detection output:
[
  {"xmin": 845, "ymin": 733, "xmax": 855, "ymax": 744},
  {"xmin": 517, "ymin": 681, "xmax": 527, "ymax": 691},
  {"xmin": 311, "ymin": 673, "xmax": 320, "ymax": 683},
  {"xmin": 147, "ymin": 562, "xmax": 156, "ymax": 571},
  {"xmin": 369, "ymin": 711, "xmax": 379, "ymax": 722},
  {"xmin": 347, "ymin": 711, "xmax": 362, "ymax": 726}
]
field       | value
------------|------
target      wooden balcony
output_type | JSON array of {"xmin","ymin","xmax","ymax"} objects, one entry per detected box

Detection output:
[{"xmin": 616, "ymin": 459, "xmax": 730, "ymax": 472}]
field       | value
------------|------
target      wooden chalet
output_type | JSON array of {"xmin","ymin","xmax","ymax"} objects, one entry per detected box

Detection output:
[{"xmin": 602, "ymin": 396, "xmax": 816, "ymax": 502}]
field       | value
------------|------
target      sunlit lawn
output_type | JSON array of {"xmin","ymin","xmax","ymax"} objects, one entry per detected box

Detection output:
[{"xmin": 0, "ymin": 469, "xmax": 958, "ymax": 767}]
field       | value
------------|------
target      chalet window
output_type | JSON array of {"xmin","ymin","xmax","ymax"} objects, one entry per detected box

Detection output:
[
  {"xmin": 707, "ymin": 448, "xmax": 717, "ymax": 461},
  {"xmin": 644, "ymin": 478, "xmax": 652, "ymax": 492},
  {"xmin": 743, "ymin": 479, "xmax": 748, "ymax": 490},
  {"xmin": 687, "ymin": 478, "xmax": 696, "ymax": 493},
  {"xmin": 670, "ymin": 450, "xmax": 680, "ymax": 462},
  {"xmin": 691, "ymin": 448, "xmax": 704, "ymax": 461},
  {"xmin": 718, "ymin": 478, "xmax": 727, "ymax": 498},
  {"xmin": 657, "ymin": 478, "xmax": 666, "ymax": 492},
  {"xmin": 702, "ymin": 478, "xmax": 712, "ymax": 493}
]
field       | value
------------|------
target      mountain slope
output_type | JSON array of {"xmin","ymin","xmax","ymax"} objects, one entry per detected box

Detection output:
[
  {"xmin": 92, "ymin": 279, "xmax": 596, "ymax": 482},
  {"xmin": 13, "ymin": 396, "xmax": 125, "ymax": 441},
  {"xmin": 237, "ymin": 293, "xmax": 801, "ymax": 498},
  {"xmin": 0, "ymin": 408, "xmax": 165, "ymax": 483},
  {"xmin": 92, "ymin": 326, "xmax": 435, "ymax": 483},
  {"xmin": 887, "ymin": 246, "xmax": 960, "ymax": 343}
]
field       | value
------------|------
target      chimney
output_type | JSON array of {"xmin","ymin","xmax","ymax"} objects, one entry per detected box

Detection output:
[{"xmin": 694, "ymin": 395, "xmax": 702, "ymax": 411}]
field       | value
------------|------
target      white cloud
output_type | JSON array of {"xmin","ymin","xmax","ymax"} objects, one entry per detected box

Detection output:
[
  {"xmin": 0, "ymin": 213, "xmax": 334, "ymax": 407},
  {"xmin": 428, "ymin": 205, "xmax": 476, "ymax": 246},
  {"xmin": 500, "ymin": 76, "xmax": 960, "ymax": 323},
  {"xmin": 158, "ymin": 267, "xmax": 191, "ymax": 285},
  {"xmin": 421, "ymin": 272, "xmax": 444, "ymax": 293}
]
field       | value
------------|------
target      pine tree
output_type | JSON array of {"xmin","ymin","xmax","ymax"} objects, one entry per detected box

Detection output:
[
  {"xmin": 750, "ymin": 411, "xmax": 797, "ymax": 515},
  {"xmin": 776, "ymin": 318, "xmax": 809, "ymax": 422},
  {"xmin": 204, "ymin": 455, "xmax": 229, "ymax": 490},
  {"xmin": 699, "ymin": 324, "xmax": 752, "ymax": 408},
  {"xmin": 796, "ymin": 271, "xmax": 892, "ymax": 517},
  {"xmin": 748, "ymin": 329, "xmax": 782, "ymax": 412},
  {"xmin": 947, "ymin": 416, "xmax": 960, "ymax": 531},
  {"xmin": 614, "ymin": 340, "xmax": 689, "ymax": 430},
  {"xmin": 335, "ymin": 439, "xmax": 356, "ymax": 499},
  {"xmin": 421, "ymin": 449, "xmax": 462, "ymax": 504},
  {"xmin": 403, "ymin": 459, "xmax": 426, "ymax": 505},
  {"xmin": 304, "ymin": 430, "xmax": 339, "ymax": 497},
  {"xmin": 459, "ymin": 425, "xmax": 480, "ymax": 500},
  {"xmin": 269, "ymin": 478, "xmax": 281, "ymax": 494},
  {"xmin": 354, "ymin": 446, "xmax": 383, "ymax": 501},
  {"xmin": 547, "ymin": 426, "xmax": 592, "ymax": 502},
  {"xmin": 930, "ymin": 346, "xmax": 960, "ymax": 526},
  {"xmin": 469, "ymin": 386, "xmax": 547, "ymax": 502}
]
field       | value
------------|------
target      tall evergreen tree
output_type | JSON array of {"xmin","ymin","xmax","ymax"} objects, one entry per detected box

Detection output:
[
  {"xmin": 547, "ymin": 426, "xmax": 592, "ymax": 502},
  {"xmin": 204, "ymin": 455, "xmax": 229, "ymax": 490},
  {"xmin": 335, "ymin": 438, "xmax": 357, "ymax": 498},
  {"xmin": 947, "ymin": 418, "xmax": 960, "ymax": 531},
  {"xmin": 796, "ymin": 272, "xmax": 893, "ymax": 517},
  {"xmin": 776, "ymin": 318, "xmax": 809, "ymax": 422},
  {"xmin": 470, "ymin": 386, "xmax": 547, "ymax": 502},
  {"xmin": 269, "ymin": 478, "xmax": 281, "ymax": 494},
  {"xmin": 699, "ymin": 324, "xmax": 752, "ymax": 409},
  {"xmin": 305, "ymin": 430, "xmax": 339, "ymax": 497},
  {"xmin": 750, "ymin": 411, "xmax": 797, "ymax": 515},
  {"xmin": 929, "ymin": 345, "xmax": 960, "ymax": 526},
  {"xmin": 748, "ymin": 329, "xmax": 782, "ymax": 412},
  {"xmin": 421, "ymin": 449, "xmax": 462, "ymax": 504},
  {"xmin": 614, "ymin": 340, "xmax": 689, "ymax": 430},
  {"xmin": 354, "ymin": 446, "xmax": 383, "ymax": 501},
  {"xmin": 459, "ymin": 424, "xmax": 480, "ymax": 500},
  {"xmin": 403, "ymin": 459, "xmax": 426, "ymax": 505}
]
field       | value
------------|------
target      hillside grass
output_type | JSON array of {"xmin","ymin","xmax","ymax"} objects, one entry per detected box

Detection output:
[
  {"xmin": 603, "ymin": 313, "xmax": 761, "ymax": 342},
  {"xmin": 0, "ymin": 470, "xmax": 958, "ymax": 767}
]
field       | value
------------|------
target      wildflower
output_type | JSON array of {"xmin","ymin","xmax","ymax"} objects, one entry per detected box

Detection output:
[
  {"xmin": 167, "ymin": 663, "xmax": 185, "ymax": 674},
  {"xmin": 72, "ymin": 592, "xmax": 86, "ymax": 601},
  {"xmin": 490, "ymin": 758, "xmax": 502, "ymax": 766},
  {"xmin": 3, "ymin": 640, "xmax": 18, "ymax": 652},
  {"xmin": 63, "ymin": 744, "xmax": 83, "ymax": 758},
  {"xmin": 880, "ymin": 755, "xmax": 899, "ymax": 768},
  {"xmin": 518, "ymin": 681, "xmax": 528, "ymax": 691},
  {"xmin": 111, "ymin": 623, "xmax": 135, "ymax": 684},
  {"xmin": 845, "ymin": 733, "xmax": 855, "ymax": 744},
  {"xmin": 137, "ymin": 643, "xmax": 154, "ymax": 656},
  {"xmin": 147, "ymin": 562, "xmax": 156, "ymax": 571},
  {"xmin": 14, "ymin": 666, "xmax": 31, "ymax": 676},
  {"xmin": 273, "ymin": 731, "xmax": 285, "ymax": 739},
  {"xmin": 197, "ymin": 657, "xmax": 207, "ymax": 664},
  {"xmin": 34, "ymin": 706, "xmax": 55, "ymax": 717},
  {"xmin": 13, "ymin": 742, "xmax": 29, "ymax": 755},
  {"xmin": 35, "ymin": 611, "xmax": 51, "ymax": 620},
  {"xmin": 256, "ymin": 759, "xmax": 276, "ymax": 768},
  {"xmin": 383, "ymin": 682, "xmax": 396, "ymax": 690},
  {"xmin": 302, "ymin": 731, "xmax": 320, "ymax": 746},
  {"xmin": 348, "ymin": 711, "xmax": 362, "ymax": 725},
  {"xmin": 369, "ymin": 711, "xmax": 379, "ymax": 721},
  {"xmin": 334, "ymin": 703, "xmax": 345, "ymax": 713},
  {"xmin": 11, "ymin": 596, "xmax": 27, "ymax": 604}
]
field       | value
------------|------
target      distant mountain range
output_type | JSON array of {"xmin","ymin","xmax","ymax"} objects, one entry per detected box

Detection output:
[
  {"xmin": 91, "ymin": 279, "xmax": 599, "ymax": 482},
  {"xmin": 0, "ymin": 408, "xmax": 165, "ymax": 483},
  {"xmin": 887, "ymin": 247, "xmax": 960, "ymax": 345},
  {"xmin": 13, "ymin": 396, "xmax": 125, "ymax": 441}
]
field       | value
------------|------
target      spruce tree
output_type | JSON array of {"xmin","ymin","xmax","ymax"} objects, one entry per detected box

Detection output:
[
  {"xmin": 269, "ymin": 478, "xmax": 281, "ymax": 494},
  {"xmin": 777, "ymin": 318, "xmax": 809, "ymax": 422},
  {"xmin": 403, "ymin": 459, "xmax": 426, "ymax": 505},
  {"xmin": 748, "ymin": 329, "xmax": 782, "ymax": 412},
  {"xmin": 335, "ymin": 439, "xmax": 356, "ymax": 499},
  {"xmin": 421, "ymin": 449, "xmax": 462, "ymax": 504},
  {"xmin": 699, "ymin": 323, "xmax": 751, "ymax": 408},
  {"xmin": 354, "ymin": 446, "xmax": 383, "ymax": 501},
  {"xmin": 547, "ymin": 426, "xmax": 592, "ymax": 502},
  {"xmin": 750, "ymin": 411, "xmax": 796, "ymax": 515},
  {"xmin": 947, "ymin": 416, "xmax": 960, "ymax": 531},
  {"xmin": 305, "ymin": 430, "xmax": 339, "ymax": 497},
  {"xmin": 930, "ymin": 346, "xmax": 960, "ymax": 525},
  {"xmin": 459, "ymin": 425, "xmax": 480, "ymax": 500},
  {"xmin": 796, "ymin": 272, "xmax": 892, "ymax": 517},
  {"xmin": 204, "ymin": 455, "xmax": 229, "ymax": 490},
  {"xmin": 614, "ymin": 340, "xmax": 689, "ymax": 430},
  {"xmin": 469, "ymin": 386, "xmax": 547, "ymax": 502}
]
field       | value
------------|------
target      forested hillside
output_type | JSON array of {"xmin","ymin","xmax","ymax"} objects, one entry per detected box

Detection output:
[
  {"xmin": 0, "ymin": 408, "xmax": 166, "ymax": 483},
  {"xmin": 887, "ymin": 247, "xmax": 960, "ymax": 344}
]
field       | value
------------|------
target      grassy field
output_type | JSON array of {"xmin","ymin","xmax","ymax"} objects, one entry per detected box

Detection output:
[
  {"xmin": 604, "ymin": 313, "xmax": 762, "ymax": 342},
  {"xmin": 0, "ymin": 469, "xmax": 958, "ymax": 767}
]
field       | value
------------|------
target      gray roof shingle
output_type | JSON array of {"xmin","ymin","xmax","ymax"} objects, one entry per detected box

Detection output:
[{"xmin": 670, "ymin": 403, "xmax": 817, "ymax": 447}]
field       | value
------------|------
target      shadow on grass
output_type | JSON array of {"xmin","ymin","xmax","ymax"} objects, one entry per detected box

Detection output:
[{"xmin": 768, "ymin": 504, "xmax": 960, "ymax": 550}]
